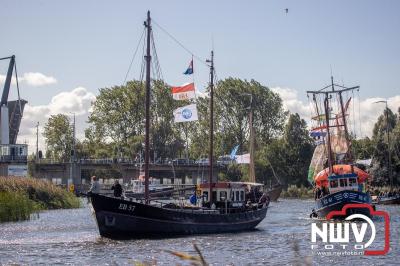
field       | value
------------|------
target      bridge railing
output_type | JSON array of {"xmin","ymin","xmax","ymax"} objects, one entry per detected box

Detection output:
[{"xmin": 33, "ymin": 157, "xmax": 225, "ymax": 168}]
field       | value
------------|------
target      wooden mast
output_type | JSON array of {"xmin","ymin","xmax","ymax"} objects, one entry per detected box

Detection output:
[
  {"xmin": 307, "ymin": 78, "xmax": 360, "ymax": 175},
  {"xmin": 144, "ymin": 11, "xmax": 151, "ymax": 204},
  {"xmin": 248, "ymin": 95, "xmax": 255, "ymax": 183},
  {"xmin": 323, "ymin": 93, "xmax": 334, "ymax": 174},
  {"xmin": 207, "ymin": 51, "xmax": 214, "ymax": 205}
]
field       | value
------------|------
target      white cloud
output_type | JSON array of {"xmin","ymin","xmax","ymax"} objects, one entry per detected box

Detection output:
[
  {"xmin": 0, "ymin": 72, "xmax": 57, "ymax": 87},
  {"xmin": 14, "ymin": 85, "xmax": 400, "ymax": 155},
  {"xmin": 21, "ymin": 72, "xmax": 57, "ymax": 86},
  {"xmin": 18, "ymin": 87, "xmax": 96, "ymax": 153},
  {"xmin": 355, "ymin": 96, "xmax": 400, "ymax": 138},
  {"xmin": 271, "ymin": 86, "xmax": 400, "ymax": 138},
  {"xmin": 271, "ymin": 87, "xmax": 311, "ymax": 120}
]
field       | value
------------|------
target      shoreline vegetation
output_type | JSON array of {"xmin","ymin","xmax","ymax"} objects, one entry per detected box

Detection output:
[
  {"xmin": 0, "ymin": 176, "xmax": 80, "ymax": 223},
  {"xmin": 280, "ymin": 185, "xmax": 314, "ymax": 199}
]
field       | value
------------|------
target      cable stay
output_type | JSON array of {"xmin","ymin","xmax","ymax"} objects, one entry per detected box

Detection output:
[
  {"xmin": 123, "ymin": 28, "xmax": 146, "ymax": 85},
  {"xmin": 152, "ymin": 19, "xmax": 209, "ymax": 67}
]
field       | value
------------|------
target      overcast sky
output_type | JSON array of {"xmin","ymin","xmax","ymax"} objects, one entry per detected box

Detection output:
[{"xmin": 1, "ymin": 0, "xmax": 399, "ymax": 153}]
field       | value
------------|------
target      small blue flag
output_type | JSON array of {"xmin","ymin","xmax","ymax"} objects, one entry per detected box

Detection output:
[
  {"xmin": 230, "ymin": 145, "xmax": 239, "ymax": 160},
  {"xmin": 183, "ymin": 59, "xmax": 193, "ymax": 75}
]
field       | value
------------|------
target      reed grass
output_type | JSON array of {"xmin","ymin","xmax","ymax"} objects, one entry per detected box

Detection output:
[
  {"xmin": 0, "ymin": 176, "xmax": 80, "ymax": 222},
  {"xmin": 0, "ymin": 191, "xmax": 36, "ymax": 222}
]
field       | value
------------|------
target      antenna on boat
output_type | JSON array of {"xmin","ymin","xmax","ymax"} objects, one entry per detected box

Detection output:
[
  {"xmin": 206, "ymin": 50, "xmax": 214, "ymax": 205},
  {"xmin": 144, "ymin": 10, "xmax": 152, "ymax": 204}
]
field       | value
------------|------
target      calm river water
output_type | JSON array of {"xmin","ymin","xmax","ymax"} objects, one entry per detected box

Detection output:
[{"xmin": 0, "ymin": 199, "xmax": 398, "ymax": 265}]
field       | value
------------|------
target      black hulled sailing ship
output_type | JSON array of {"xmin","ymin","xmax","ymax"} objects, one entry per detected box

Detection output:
[
  {"xmin": 89, "ymin": 11, "xmax": 269, "ymax": 239},
  {"xmin": 307, "ymin": 78, "xmax": 373, "ymax": 219}
]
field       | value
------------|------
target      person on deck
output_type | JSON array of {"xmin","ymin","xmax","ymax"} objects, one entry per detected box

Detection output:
[
  {"xmin": 321, "ymin": 186, "xmax": 329, "ymax": 196},
  {"xmin": 314, "ymin": 187, "xmax": 322, "ymax": 199},
  {"xmin": 258, "ymin": 192, "xmax": 270, "ymax": 207},
  {"xmin": 111, "ymin": 180, "xmax": 123, "ymax": 197},
  {"xmin": 88, "ymin": 176, "xmax": 101, "ymax": 194},
  {"xmin": 189, "ymin": 191, "xmax": 197, "ymax": 205}
]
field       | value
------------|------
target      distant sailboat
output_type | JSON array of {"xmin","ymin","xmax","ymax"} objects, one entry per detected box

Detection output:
[{"xmin": 246, "ymin": 95, "xmax": 282, "ymax": 201}]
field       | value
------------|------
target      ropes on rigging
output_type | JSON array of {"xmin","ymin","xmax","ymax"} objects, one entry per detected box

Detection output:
[
  {"xmin": 152, "ymin": 19, "xmax": 209, "ymax": 67},
  {"xmin": 150, "ymin": 30, "xmax": 164, "ymax": 81},
  {"xmin": 123, "ymin": 28, "xmax": 146, "ymax": 85},
  {"xmin": 139, "ymin": 31, "xmax": 147, "ymax": 83},
  {"xmin": 357, "ymin": 88, "xmax": 362, "ymax": 138}
]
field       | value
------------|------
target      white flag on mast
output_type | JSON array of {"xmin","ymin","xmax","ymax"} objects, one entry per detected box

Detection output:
[
  {"xmin": 173, "ymin": 104, "xmax": 198, "ymax": 123},
  {"xmin": 235, "ymin": 153, "xmax": 250, "ymax": 164}
]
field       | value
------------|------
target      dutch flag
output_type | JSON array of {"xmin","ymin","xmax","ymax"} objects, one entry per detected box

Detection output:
[{"xmin": 183, "ymin": 59, "xmax": 193, "ymax": 75}]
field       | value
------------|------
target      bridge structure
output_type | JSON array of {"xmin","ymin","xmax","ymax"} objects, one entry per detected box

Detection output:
[{"xmin": 31, "ymin": 158, "xmax": 223, "ymax": 186}]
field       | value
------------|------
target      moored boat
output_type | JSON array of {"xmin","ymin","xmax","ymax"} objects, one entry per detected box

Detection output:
[
  {"xmin": 374, "ymin": 194, "xmax": 400, "ymax": 205},
  {"xmin": 266, "ymin": 184, "xmax": 282, "ymax": 202},
  {"xmin": 124, "ymin": 176, "xmax": 174, "ymax": 198}
]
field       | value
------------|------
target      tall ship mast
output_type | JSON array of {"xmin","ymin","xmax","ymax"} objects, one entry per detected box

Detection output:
[
  {"xmin": 307, "ymin": 77, "xmax": 373, "ymax": 219},
  {"xmin": 207, "ymin": 50, "xmax": 215, "ymax": 205},
  {"xmin": 89, "ymin": 11, "xmax": 270, "ymax": 239}
]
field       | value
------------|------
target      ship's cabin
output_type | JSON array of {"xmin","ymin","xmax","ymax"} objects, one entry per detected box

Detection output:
[
  {"xmin": 198, "ymin": 182, "xmax": 249, "ymax": 208},
  {"xmin": 328, "ymin": 173, "xmax": 359, "ymax": 194}
]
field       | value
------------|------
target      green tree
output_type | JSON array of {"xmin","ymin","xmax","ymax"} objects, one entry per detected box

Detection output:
[
  {"xmin": 282, "ymin": 113, "xmax": 314, "ymax": 186},
  {"xmin": 257, "ymin": 113, "xmax": 313, "ymax": 186},
  {"xmin": 43, "ymin": 114, "xmax": 73, "ymax": 161},
  {"xmin": 370, "ymin": 108, "xmax": 398, "ymax": 185},
  {"xmin": 191, "ymin": 78, "xmax": 287, "ymax": 159},
  {"xmin": 88, "ymin": 80, "xmax": 185, "ymax": 160},
  {"xmin": 352, "ymin": 137, "xmax": 374, "ymax": 160}
]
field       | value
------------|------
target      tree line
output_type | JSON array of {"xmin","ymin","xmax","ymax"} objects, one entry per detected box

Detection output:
[{"xmin": 41, "ymin": 78, "xmax": 399, "ymax": 187}]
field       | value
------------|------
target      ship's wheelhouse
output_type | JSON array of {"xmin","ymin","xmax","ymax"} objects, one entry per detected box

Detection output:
[
  {"xmin": 328, "ymin": 173, "xmax": 359, "ymax": 194},
  {"xmin": 198, "ymin": 182, "xmax": 247, "ymax": 207}
]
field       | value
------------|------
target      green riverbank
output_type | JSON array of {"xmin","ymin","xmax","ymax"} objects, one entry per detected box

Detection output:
[
  {"xmin": 0, "ymin": 176, "xmax": 80, "ymax": 223},
  {"xmin": 280, "ymin": 185, "xmax": 314, "ymax": 199}
]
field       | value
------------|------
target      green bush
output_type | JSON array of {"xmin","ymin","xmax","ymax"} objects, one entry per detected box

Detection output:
[
  {"xmin": 0, "ymin": 176, "xmax": 80, "ymax": 222},
  {"xmin": 281, "ymin": 185, "xmax": 314, "ymax": 199},
  {"xmin": 0, "ymin": 191, "xmax": 37, "ymax": 222}
]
